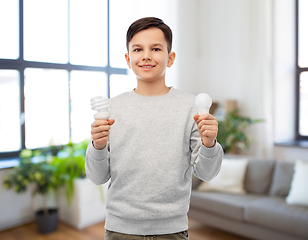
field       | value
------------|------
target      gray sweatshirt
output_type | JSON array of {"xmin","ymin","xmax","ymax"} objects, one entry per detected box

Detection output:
[{"xmin": 85, "ymin": 87, "xmax": 223, "ymax": 235}]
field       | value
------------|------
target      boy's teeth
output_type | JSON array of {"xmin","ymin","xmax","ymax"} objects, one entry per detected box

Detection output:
[{"xmin": 142, "ymin": 66, "xmax": 153, "ymax": 68}]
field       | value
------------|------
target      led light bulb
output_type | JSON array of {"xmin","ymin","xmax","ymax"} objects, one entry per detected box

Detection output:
[
  {"xmin": 90, "ymin": 96, "xmax": 110, "ymax": 120},
  {"xmin": 195, "ymin": 93, "xmax": 212, "ymax": 114}
]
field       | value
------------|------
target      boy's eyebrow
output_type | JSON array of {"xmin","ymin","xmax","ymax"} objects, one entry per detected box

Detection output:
[
  {"xmin": 152, "ymin": 43, "xmax": 164, "ymax": 47},
  {"xmin": 131, "ymin": 44, "xmax": 142, "ymax": 48},
  {"xmin": 131, "ymin": 43, "xmax": 164, "ymax": 48}
]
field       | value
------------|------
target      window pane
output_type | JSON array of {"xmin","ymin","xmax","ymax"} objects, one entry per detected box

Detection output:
[
  {"xmin": 299, "ymin": 72, "xmax": 308, "ymax": 136},
  {"xmin": 110, "ymin": 0, "xmax": 177, "ymax": 68},
  {"xmin": 70, "ymin": 70, "xmax": 107, "ymax": 143},
  {"xmin": 298, "ymin": 0, "xmax": 308, "ymax": 67},
  {"xmin": 110, "ymin": 74, "xmax": 136, "ymax": 98},
  {"xmin": 0, "ymin": 0, "xmax": 19, "ymax": 59},
  {"xmin": 24, "ymin": 0, "xmax": 68, "ymax": 63},
  {"xmin": 110, "ymin": 0, "xmax": 132, "ymax": 68},
  {"xmin": 0, "ymin": 70, "xmax": 21, "ymax": 152},
  {"xmin": 24, "ymin": 68, "xmax": 69, "ymax": 148},
  {"xmin": 70, "ymin": 0, "xmax": 107, "ymax": 67}
]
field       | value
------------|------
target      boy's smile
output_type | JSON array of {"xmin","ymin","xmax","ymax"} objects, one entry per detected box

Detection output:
[
  {"xmin": 139, "ymin": 64, "xmax": 156, "ymax": 70},
  {"xmin": 125, "ymin": 28, "xmax": 175, "ymax": 86}
]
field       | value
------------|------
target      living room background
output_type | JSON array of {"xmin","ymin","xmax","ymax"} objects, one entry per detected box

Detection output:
[
  {"xmin": 0, "ymin": 0, "xmax": 308, "ymax": 234},
  {"xmin": 0, "ymin": 0, "xmax": 307, "ymax": 162}
]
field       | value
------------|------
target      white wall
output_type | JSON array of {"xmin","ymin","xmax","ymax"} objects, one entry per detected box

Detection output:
[
  {"xmin": 0, "ymin": 169, "xmax": 34, "ymax": 231},
  {"xmin": 175, "ymin": 0, "xmax": 308, "ymax": 160}
]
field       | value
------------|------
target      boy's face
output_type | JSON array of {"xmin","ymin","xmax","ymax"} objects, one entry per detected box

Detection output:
[{"xmin": 125, "ymin": 28, "xmax": 175, "ymax": 84}]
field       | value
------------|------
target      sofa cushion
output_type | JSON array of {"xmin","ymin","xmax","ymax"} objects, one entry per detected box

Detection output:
[
  {"xmin": 244, "ymin": 196, "xmax": 308, "ymax": 239},
  {"xmin": 196, "ymin": 159, "xmax": 248, "ymax": 194},
  {"xmin": 244, "ymin": 159, "xmax": 275, "ymax": 194},
  {"xmin": 269, "ymin": 161, "xmax": 294, "ymax": 196},
  {"xmin": 190, "ymin": 190, "xmax": 264, "ymax": 221},
  {"xmin": 286, "ymin": 160, "xmax": 308, "ymax": 206}
]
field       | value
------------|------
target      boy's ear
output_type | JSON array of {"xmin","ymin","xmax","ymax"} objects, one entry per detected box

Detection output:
[
  {"xmin": 167, "ymin": 52, "xmax": 176, "ymax": 67},
  {"xmin": 125, "ymin": 53, "xmax": 131, "ymax": 69}
]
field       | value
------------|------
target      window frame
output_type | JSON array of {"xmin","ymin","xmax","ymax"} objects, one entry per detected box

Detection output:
[
  {"xmin": 295, "ymin": 0, "xmax": 308, "ymax": 140},
  {"xmin": 0, "ymin": 0, "xmax": 127, "ymax": 159}
]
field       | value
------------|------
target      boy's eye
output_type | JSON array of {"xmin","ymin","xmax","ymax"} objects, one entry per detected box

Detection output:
[
  {"xmin": 153, "ymin": 48, "xmax": 161, "ymax": 52},
  {"xmin": 133, "ymin": 48, "xmax": 142, "ymax": 52}
]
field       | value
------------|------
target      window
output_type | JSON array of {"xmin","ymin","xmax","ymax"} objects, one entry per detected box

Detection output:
[
  {"xmin": 0, "ymin": 0, "xmax": 19, "ymax": 59},
  {"xmin": 24, "ymin": 68, "xmax": 70, "ymax": 148},
  {"xmin": 0, "ymin": 0, "xmax": 177, "ymax": 158},
  {"xmin": 23, "ymin": 0, "xmax": 68, "ymax": 63},
  {"xmin": 0, "ymin": 0, "xmax": 127, "ymax": 158},
  {"xmin": 70, "ymin": 70, "xmax": 108, "ymax": 143},
  {"xmin": 296, "ymin": 0, "xmax": 308, "ymax": 139},
  {"xmin": 0, "ymin": 70, "xmax": 20, "ymax": 152}
]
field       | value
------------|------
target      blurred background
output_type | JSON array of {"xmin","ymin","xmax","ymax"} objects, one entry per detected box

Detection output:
[{"xmin": 0, "ymin": 0, "xmax": 307, "ymax": 235}]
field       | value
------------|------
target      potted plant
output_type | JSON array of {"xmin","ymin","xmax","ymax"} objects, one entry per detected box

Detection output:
[
  {"xmin": 2, "ymin": 152, "xmax": 65, "ymax": 234},
  {"xmin": 3, "ymin": 140, "xmax": 107, "ymax": 231},
  {"xmin": 51, "ymin": 140, "xmax": 87, "ymax": 205},
  {"xmin": 217, "ymin": 109, "xmax": 263, "ymax": 154},
  {"xmin": 53, "ymin": 140, "xmax": 107, "ymax": 229}
]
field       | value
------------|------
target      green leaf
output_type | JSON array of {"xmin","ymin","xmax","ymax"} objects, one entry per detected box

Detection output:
[{"xmin": 216, "ymin": 109, "xmax": 263, "ymax": 153}]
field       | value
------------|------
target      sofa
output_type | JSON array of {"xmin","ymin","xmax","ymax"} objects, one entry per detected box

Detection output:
[{"xmin": 188, "ymin": 156, "xmax": 308, "ymax": 240}]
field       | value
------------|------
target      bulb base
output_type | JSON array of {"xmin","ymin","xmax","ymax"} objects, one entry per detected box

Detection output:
[
  {"xmin": 198, "ymin": 107, "xmax": 210, "ymax": 115},
  {"xmin": 94, "ymin": 111, "xmax": 110, "ymax": 120}
]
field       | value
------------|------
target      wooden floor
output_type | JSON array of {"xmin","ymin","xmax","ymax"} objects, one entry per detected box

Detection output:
[{"xmin": 0, "ymin": 218, "xmax": 251, "ymax": 240}]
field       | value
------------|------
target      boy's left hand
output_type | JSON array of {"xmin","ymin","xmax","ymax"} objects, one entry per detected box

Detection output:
[{"xmin": 194, "ymin": 114, "xmax": 218, "ymax": 148}]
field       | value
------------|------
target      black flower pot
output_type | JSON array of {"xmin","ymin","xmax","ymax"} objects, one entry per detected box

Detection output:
[{"xmin": 35, "ymin": 208, "xmax": 58, "ymax": 234}]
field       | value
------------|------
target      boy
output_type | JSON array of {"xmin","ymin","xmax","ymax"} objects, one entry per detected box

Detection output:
[{"xmin": 86, "ymin": 17, "xmax": 223, "ymax": 240}]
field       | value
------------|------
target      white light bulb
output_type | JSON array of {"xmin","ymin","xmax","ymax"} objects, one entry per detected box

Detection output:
[
  {"xmin": 195, "ymin": 93, "xmax": 212, "ymax": 114},
  {"xmin": 90, "ymin": 96, "xmax": 110, "ymax": 120}
]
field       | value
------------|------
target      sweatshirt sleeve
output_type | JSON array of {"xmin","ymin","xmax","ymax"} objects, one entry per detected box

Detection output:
[
  {"xmin": 85, "ymin": 138, "xmax": 111, "ymax": 185},
  {"xmin": 190, "ymin": 122, "xmax": 224, "ymax": 182}
]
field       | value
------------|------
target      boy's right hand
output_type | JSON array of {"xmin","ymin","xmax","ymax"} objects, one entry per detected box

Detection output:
[{"xmin": 91, "ymin": 119, "xmax": 115, "ymax": 150}]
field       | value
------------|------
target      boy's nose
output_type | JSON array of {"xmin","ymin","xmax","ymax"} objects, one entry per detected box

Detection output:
[{"xmin": 142, "ymin": 50, "xmax": 152, "ymax": 60}]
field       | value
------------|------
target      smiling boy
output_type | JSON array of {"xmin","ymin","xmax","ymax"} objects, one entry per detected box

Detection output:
[
  {"xmin": 86, "ymin": 17, "xmax": 223, "ymax": 240},
  {"xmin": 124, "ymin": 27, "xmax": 175, "ymax": 97}
]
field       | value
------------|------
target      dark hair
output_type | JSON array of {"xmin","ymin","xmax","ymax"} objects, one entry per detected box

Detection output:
[{"xmin": 126, "ymin": 17, "xmax": 173, "ymax": 53}]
